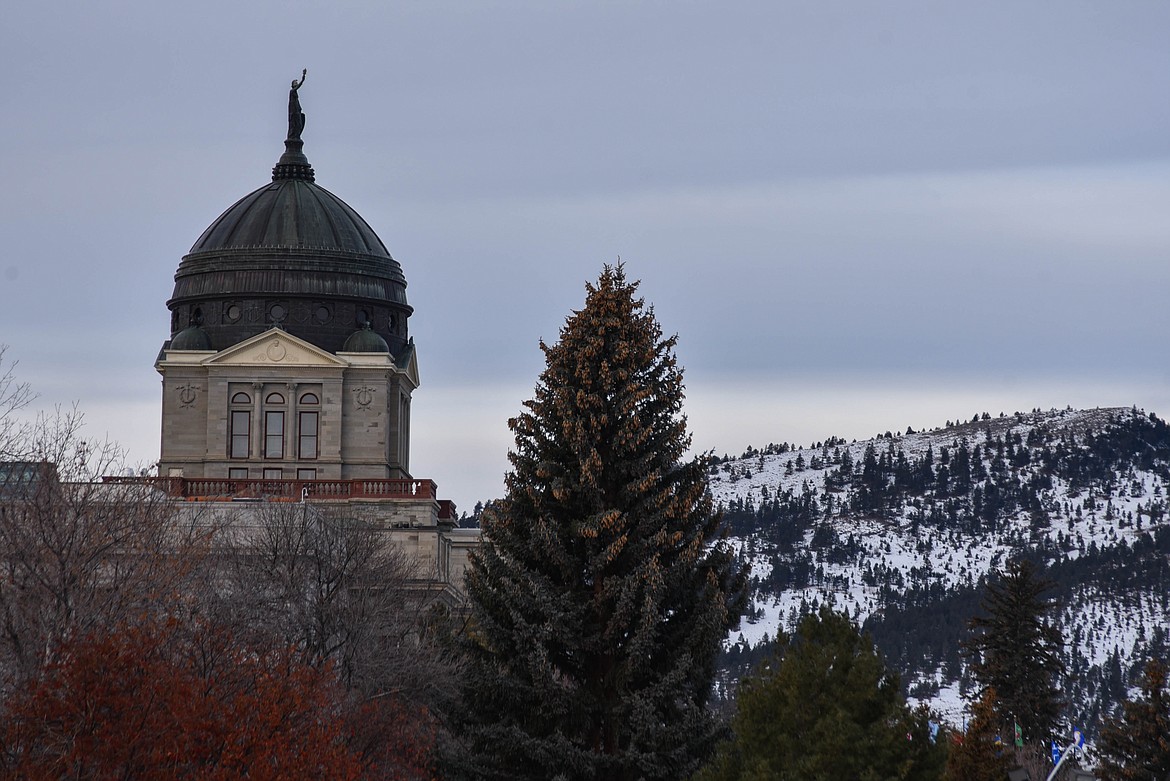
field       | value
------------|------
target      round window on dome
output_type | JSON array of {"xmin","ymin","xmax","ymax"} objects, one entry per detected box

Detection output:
[
  {"xmin": 315, "ymin": 304, "xmax": 331, "ymax": 323},
  {"xmin": 225, "ymin": 304, "xmax": 242, "ymax": 323},
  {"xmin": 269, "ymin": 304, "xmax": 287, "ymax": 322}
]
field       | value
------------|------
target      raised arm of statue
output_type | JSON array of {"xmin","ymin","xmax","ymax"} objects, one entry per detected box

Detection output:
[{"xmin": 287, "ymin": 69, "xmax": 308, "ymax": 141}]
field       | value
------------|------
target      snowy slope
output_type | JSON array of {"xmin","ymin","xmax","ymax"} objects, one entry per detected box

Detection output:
[{"xmin": 709, "ymin": 407, "xmax": 1170, "ymax": 733}]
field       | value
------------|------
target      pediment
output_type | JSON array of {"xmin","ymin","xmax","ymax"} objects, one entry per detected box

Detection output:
[
  {"xmin": 398, "ymin": 342, "xmax": 420, "ymax": 388},
  {"xmin": 205, "ymin": 329, "xmax": 348, "ymax": 368}
]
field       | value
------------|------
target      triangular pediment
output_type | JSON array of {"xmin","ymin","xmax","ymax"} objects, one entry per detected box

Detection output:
[
  {"xmin": 398, "ymin": 342, "xmax": 420, "ymax": 388},
  {"xmin": 205, "ymin": 329, "xmax": 348, "ymax": 368}
]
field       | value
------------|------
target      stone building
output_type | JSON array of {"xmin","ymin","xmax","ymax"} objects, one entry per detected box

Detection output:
[{"xmin": 148, "ymin": 77, "xmax": 476, "ymax": 600}]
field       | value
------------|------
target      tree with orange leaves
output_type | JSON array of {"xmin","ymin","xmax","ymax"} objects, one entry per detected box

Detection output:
[{"xmin": 0, "ymin": 617, "xmax": 435, "ymax": 780}]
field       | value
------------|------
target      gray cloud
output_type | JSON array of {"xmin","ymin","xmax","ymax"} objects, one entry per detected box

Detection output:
[{"xmin": 2, "ymin": 1, "xmax": 1168, "ymax": 510}]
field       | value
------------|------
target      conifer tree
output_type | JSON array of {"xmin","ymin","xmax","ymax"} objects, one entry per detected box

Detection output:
[
  {"xmin": 962, "ymin": 558, "xmax": 1064, "ymax": 746},
  {"xmin": 697, "ymin": 607, "xmax": 946, "ymax": 781},
  {"xmin": 1097, "ymin": 658, "xmax": 1170, "ymax": 780},
  {"xmin": 446, "ymin": 266, "xmax": 746, "ymax": 780}
]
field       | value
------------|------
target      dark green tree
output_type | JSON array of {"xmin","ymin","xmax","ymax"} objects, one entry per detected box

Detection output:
[
  {"xmin": 698, "ymin": 607, "xmax": 946, "ymax": 781},
  {"xmin": 1097, "ymin": 658, "xmax": 1170, "ymax": 781},
  {"xmin": 445, "ymin": 266, "xmax": 746, "ymax": 780},
  {"xmin": 962, "ymin": 558, "xmax": 1064, "ymax": 746}
]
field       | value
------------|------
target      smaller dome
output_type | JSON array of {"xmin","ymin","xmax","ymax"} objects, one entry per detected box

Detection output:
[
  {"xmin": 342, "ymin": 323, "xmax": 389, "ymax": 353},
  {"xmin": 170, "ymin": 326, "xmax": 212, "ymax": 351}
]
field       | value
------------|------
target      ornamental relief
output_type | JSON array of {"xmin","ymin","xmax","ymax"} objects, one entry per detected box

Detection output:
[
  {"xmin": 176, "ymin": 383, "xmax": 200, "ymax": 409},
  {"xmin": 251, "ymin": 337, "xmax": 289, "ymax": 363},
  {"xmin": 353, "ymin": 386, "xmax": 376, "ymax": 410}
]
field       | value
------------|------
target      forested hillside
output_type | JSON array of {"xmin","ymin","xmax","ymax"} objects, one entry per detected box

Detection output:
[{"xmin": 710, "ymin": 406, "xmax": 1170, "ymax": 737}]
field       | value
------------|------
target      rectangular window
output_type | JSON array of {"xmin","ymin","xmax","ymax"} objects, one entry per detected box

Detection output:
[
  {"xmin": 264, "ymin": 411, "xmax": 284, "ymax": 459},
  {"xmin": 230, "ymin": 411, "xmax": 250, "ymax": 459},
  {"xmin": 299, "ymin": 411, "xmax": 319, "ymax": 459},
  {"xmin": 297, "ymin": 468, "xmax": 317, "ymax": 480},
  {"xmin": 228, "ymin": 467, "xmax": 248, "ymax": 480},
  {"xmin": 263, "ymin": 468, "xmax": 282, "ymax": 480}
]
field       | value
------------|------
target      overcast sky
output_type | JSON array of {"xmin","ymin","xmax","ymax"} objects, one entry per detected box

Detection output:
[{"xmin": 2, "ymin": 1, "xmax": 1168, "ymax": 511}]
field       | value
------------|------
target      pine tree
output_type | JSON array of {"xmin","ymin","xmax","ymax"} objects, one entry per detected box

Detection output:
[
  {"xmin": 446, "ymin": 266, "xmax": 746, "ymax": 780},
  {"xmin": 697, "ymin": 607, "xmax": 946, "ymax": 781},
  {"xmin": 963, "ymin": 558, "xmax": 1064, "ymax": 745},
  {"xmin": 1097, "ymin": 658, "xmax": 1170, "ymax": 780}
]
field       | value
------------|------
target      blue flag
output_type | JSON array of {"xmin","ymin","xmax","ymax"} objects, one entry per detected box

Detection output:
[{"xmin": 1051, "ymin": 741, "xmax": 1061, "ymax": 765}]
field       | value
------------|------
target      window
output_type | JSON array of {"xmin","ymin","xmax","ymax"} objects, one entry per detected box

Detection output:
[
  {"xmin": 297, "ymin": 468, "xmax": 317, "ymax": 480},
  {"xmin": 266, "ymin": 392, "xmax": 285, "ymax": 405},
  {"xmin": 299, "ymin": 411, "xmax": 318, "ymax": 459},
  {"xmin": 300, "ymin": 392, "xmax": 319, "ymax": 405},
  {"xmin": 228, "ymin": 467, "xmax": 248, "ymax": 480},
  {"xmin": 264, "ymin": 411, "xmax": 284, "ymax": 458},
  {"xmin": 263, "ymin": 468, "xmax": 282, "ymax": 480},
  {"xmin": 231, "ymin": 392, "xmax": 250, "ymax": 404},
  {"xmin": 230, "ymin": 411, "xmax": 250, "ymax": 458}
]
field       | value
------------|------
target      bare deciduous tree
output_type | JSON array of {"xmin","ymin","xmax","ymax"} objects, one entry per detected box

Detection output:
[
  {"xmin": 214, "ymin": 500, "xmax": 463, "ymax": 712},
  {"xmin": 0, "ymin": 347, "xmax": 213, "ymax": 690},
  {"xmin": 0, "ymin": 346, "xmax": 34, "ymax": 461}
]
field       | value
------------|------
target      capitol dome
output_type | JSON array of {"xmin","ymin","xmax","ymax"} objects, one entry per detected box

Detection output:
[{"xmin": 166, "ymin": 88, "xmax": 411, "ymax": 356}]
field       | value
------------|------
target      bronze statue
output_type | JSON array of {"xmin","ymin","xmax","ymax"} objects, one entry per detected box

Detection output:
[{"xmin": 287, "ymin": 69, "xmax": 308, "ymax": 141}]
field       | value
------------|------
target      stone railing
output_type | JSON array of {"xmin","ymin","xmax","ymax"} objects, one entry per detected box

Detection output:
[{"xmin": 102, "ymin": 476, "xmax": 438, "ymax": 503}]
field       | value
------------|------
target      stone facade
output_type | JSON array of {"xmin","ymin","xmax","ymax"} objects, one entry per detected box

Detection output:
[
  {"xmin": 158, "ymin": 328, "xmax": 418, "ymax": 482},
  {"xmin": 172, "ymin": 497, "xmax": 480, "ymax": 608}
]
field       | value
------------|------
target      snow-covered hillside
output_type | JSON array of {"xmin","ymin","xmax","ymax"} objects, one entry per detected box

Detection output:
[{"xmin": 709, "ymin": 406, "xmax": 1170, "ymax": 734}]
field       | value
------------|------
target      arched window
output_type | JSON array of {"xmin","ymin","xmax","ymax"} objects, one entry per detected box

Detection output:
[
  {"xmin": 265, "ymin": 392, "xmax": 285, "ymax": 405},
  {"xmin": 299, "ymin": 392, "xmax": 319, "ymax": 405},
  {"xmin": 231, "ymin": 392, "xmax": 251, "ymax": 404}
]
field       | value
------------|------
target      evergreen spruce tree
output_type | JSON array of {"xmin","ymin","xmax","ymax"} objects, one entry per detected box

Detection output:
[
  {"xmin": 1097, "ymin": 658, "xmax": 1170, "ymax": 781},
  {"xmin": 446, "ymin": 266, "xmax": 746, "ymax": 780},
  {"xmin": 697, "ymin": 607, "xmax": 946, "ymax": 781},
  {"xmin": 962, "ymin": 558, "xmax": 1064, "ymax": 746}
]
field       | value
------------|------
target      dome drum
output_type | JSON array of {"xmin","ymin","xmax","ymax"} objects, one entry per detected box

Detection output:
[{"xmin": 167, "ymin": 297, "xmax": 408, "ymax": 356}]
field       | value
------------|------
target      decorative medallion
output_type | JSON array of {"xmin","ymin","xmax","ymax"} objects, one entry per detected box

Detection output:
[
  {"xmin": 353, "ymin": 386, "xmax": 375, "ymax": 410},
  {"xmin": 266, "ymin": 338, "xmax": 287, "ymax": 362},
  {"xmin": 177, "ymin": 383, "xmax": 199, "ymax": 408}
]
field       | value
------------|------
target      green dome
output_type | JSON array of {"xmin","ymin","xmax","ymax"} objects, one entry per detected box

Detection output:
[
  {"xmin": 169, "ymin": 325, "xmax": 212, "ymax": 351},
  {"xmin": 342, "ymin": 323, "xmax": 390, "ymax": 353}
]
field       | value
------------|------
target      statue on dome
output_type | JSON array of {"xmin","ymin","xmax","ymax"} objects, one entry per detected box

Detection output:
[{"xmin": 287, "ymin": 69, "xmax": 308, "ymax": 141}]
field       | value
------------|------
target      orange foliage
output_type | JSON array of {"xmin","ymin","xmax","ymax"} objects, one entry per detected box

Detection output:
[{"xmin": 0, "ymin": 619, "xmax": 435, "ymax": 780}]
